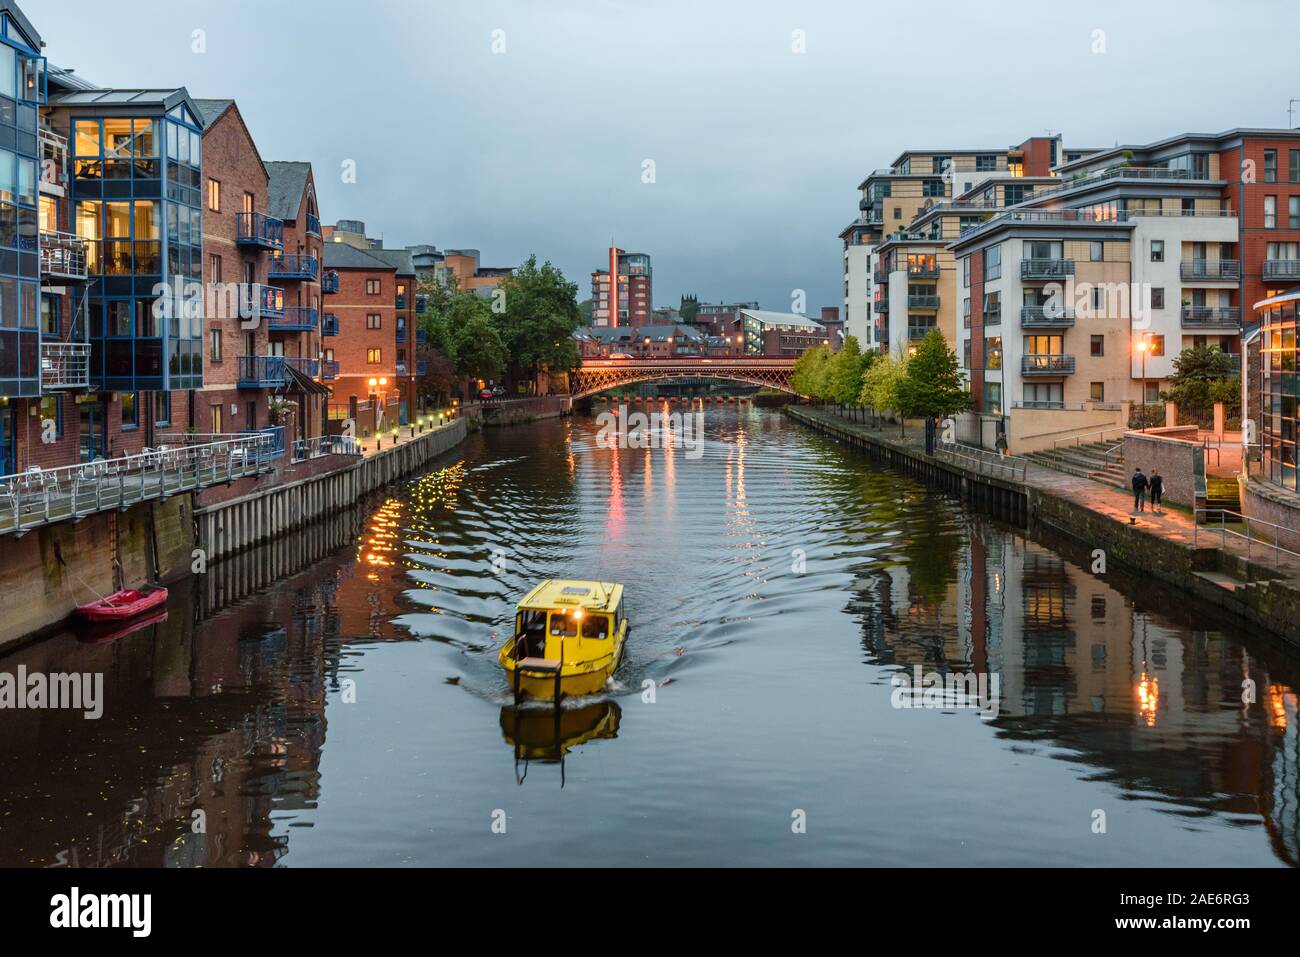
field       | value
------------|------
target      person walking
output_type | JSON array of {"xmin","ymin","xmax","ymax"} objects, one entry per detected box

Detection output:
[
  {"xmin": 1131, "ymin": 467, "xmax": 1148, "ymax": 513},
  {"xmin": 1149, "ymin": 470, "xmax": 1164, "ymax": 515}
]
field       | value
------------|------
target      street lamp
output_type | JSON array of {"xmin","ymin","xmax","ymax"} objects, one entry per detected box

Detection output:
[{"xmin": 1137, "ymin": 335, "xmax": 1149, "ymax": 433}]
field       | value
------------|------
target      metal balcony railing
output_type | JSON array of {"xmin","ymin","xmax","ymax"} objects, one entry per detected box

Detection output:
[
  {"xmin": 320, "ymin": 359, "xmax": 339, "ymax": 381},
  {"xmin": 40, "ymin": 341, "xmax": 91, "ymax": 390},
  {"xmin": 416, "ymin": 359, "xmax": 428, "ymax": 376},
  {"xmin": 875, "ymin": 297, "xmax": 889, "ymax": 314},
  {"xmin": 235, "ymin": 211, "xmax": 284, "ymax": 249},
  {"xmin": 1262, "ymin": 259, "xmax": 1300, "ymax": 280},
  {"xmin": 1181, "ymin": 306, "xmax": 1241, "ymax": 327},
  {"xmin": 1180, "ymin": 258, "xmax": 1240, "ymax": 281},
  {"xmin": 268, "ymin": 306, "xmax": 319, "ymax": 331},
  {"xmin": 873, "ymin": 269, "xmax": 887, "ymax": 284},
  {"xmin": 1022, "ymin": 354, "xmax": 1076, "ymax": 375},
  {"xmin": 396, "ymin": 362, "xmax": 408, "ymax": 377},
  {"xmin": 1020, "ymin": 305, "xmax": 1075, "ymax": 327},
  {"xmin": 39, "ymin": 231, "xmax": 89, "ymax": 281},
  {"xmin": 415, "ymin": 328, "xmax": 428, "ymax": 345},
  {"xmin": 306, "ymin": 213, "xmax": 321, "ymax": 236},
  {"xmin": 237, "ymin": 355, "xmax": 319, "ymax": 387},
  {"xmin": 321, "ymin": 271, "xmax": 339, "ymax": 294},
  {"xmin": 908, "ymin": 323, "xmax": 937, "ymax": 340},
  {"xmin": 239, "ymin": 425, "xmax": 286, "ymax": 462},
  {"xmin": 396, "ymin": 324, "xmax": 408, "ymax": 344},
  {"xmin": 906, "ymin": 262, "xmax": 940, "ymax": 279},
  {"xmin": 395, "ymin": 294, "xmax": 407, "ymax": 309},
  {"xmin": 321, "ymin": 313, "xmax": 339, "ymax": 336},
  {"xmin": 269, "ymin": 254, "xmax": 318, "ymax": 280},
  {"xmin": 1020, "ymin": 258, "xmax": 1075, "ymax": 280},
  {"xmin": 907, "ymin": 294, "xmax": 940, "ymax": 310},
  {"xmin": 239, "ymin": 283, "xmax": 285, "ymax": 321}
]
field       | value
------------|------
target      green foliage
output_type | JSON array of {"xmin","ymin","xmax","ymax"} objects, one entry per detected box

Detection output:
[
  {"xmin": 791, "ymin": 343, "xmax": 834, "ymax": 398},
  {"xmin": 1161, "ymin": 345, "xmax": 1241, "ymax": 425},
  {"xmin": 577, "ymin": 298, "xmax": 593, "ymax": 324},
  {"xmin": 494, "ymin": 255, "xmax": 582, "ymax": 379},
  {"xmin": 859, "ymin": 349, "xmax": 908, "ymax": 412},
  {"xmin": 447, "ymin": 304, "xmax": 506, "ymax": 381},
  {"xmin": 894, "ymin": 330, "xmax": 971, "ymax": 420},
  {"xmin": 827, "ymin": 336, "xmax": 870, "ymax": 405}
]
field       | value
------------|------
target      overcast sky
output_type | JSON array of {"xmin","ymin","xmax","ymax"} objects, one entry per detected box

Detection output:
[{"xmin": 43, "ymin": 0, "xmax": 1300, "ymax": 315}]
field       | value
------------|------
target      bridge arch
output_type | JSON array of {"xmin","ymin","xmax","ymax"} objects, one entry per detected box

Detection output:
[{"xmin": 569, "ymin": 358, "xmax": 801, "ymax": 400}]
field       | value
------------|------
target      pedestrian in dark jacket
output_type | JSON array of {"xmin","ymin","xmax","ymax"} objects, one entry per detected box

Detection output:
[
  {"xmin": 1131, "ymin": 468, "xmax": 1148, "ymax": 512},
  {"xmin": 1149, "ymin": 470, "xmax": 1164, "ymax": 514}
]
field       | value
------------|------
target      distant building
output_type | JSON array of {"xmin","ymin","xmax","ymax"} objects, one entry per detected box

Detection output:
[
  {"xmin": 694, "ymin": 301, "xmax": 760, "ymax": 338},
  {"xmin": 577, "ymin": 323, "xmax": 703, "ymax": 357},
  {"xmin": 592, "ymin": 248, "xmax": 652, "ymax": 326},
  {"xmin": 737, "ymin": 309, "xmax": 829, "ymax": 356}
]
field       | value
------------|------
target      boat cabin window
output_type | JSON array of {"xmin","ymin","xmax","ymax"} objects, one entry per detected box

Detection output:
[
  {"xmin": 549, "ymin": 611, "xmax": 579, "ymax": 638},
  {"xmin": 516, "ymin": 609, "xmax": 547, "ymax": 658},
  {"xmin": 582, "ymin": 614, "xmax": 610, "ymax": 640}
]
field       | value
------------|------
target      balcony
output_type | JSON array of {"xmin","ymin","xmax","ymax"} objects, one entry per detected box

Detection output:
[
  {"xmin": 396, "ymin": 362, "xmax": 408, "ymax": 377},
  {"xmin": 1022, "ymin": 355, "xmax": 1076, "ymax": 376},
  {"xmin": 321, "ymin": 313, "xmax": 339, "ymax": 336},
  {"xmin": 873, "ymin": 269, "xmax": 887, "ymax": 284},
  {"xmin": 396, "ymin": 324, "xmax": 408, "ymax": 344},
  {"xmin": 906, "ymin": 263, "xmax": 940, "ymax": 279},
  {"xmin": 239, "ymin": 284, "xmax": 284, "ymax": 322},
  {"xmin": 268, "ymin": 306, "xmax": 319, "ymax": 332},
  {"xmin": 39, "ymin": 231, "xmax": 89, "ymax": 281},
  {"xmin": 1020, "ymin": 258, "xmax": 1075, "ymax": 280},
  {"xmin": 239, "ymin": 425, "xmax": 286, "ymax": 462},
  {"xmin": 417, "ymin": 359, "xmax": 428, "ymax": 376},
  {"xmin": 320, "ymin": 359, "xmax": 339, "ymax": 381},
  {"xmin": 1020, "ymin": 305, "xmax": 1075, "ymax": 328},
  {"xmin": 1181, "ymin": 306, "xmax": 1242, "ymax": 328},
  {"xmin": 238, "ymin": 355, "xmax": 289, "ymax": 387},
  {"xmin": 415, "ymin": 328, "xmax": 428, "ymax": 346},
  {"xmin": 306, "ymin": 213, "xmax": 322, "ymax": 237},
  {"xmin": 40, "ymin": 341, "xmax": 91, "ymax": 391},
  {"xmin": 415, "ymin": 293, "xmax": 429, "ymax": 314},
  {"xmin": 875, "ymin": 297, "xmax": 889, "ymax": 314},
  {"xmin": 1180, "ymin": 258, "xmax": 1240, "ymax": 281},
  {"xmin": 235, "ymin": 211, "xmax": 284, "ymax": 250},
  {"xmin": 908, "ymin": 323, "xmax": 938, "ymax": 340},
  {"xmin": 1262, "ymin": 259, "xmax": 1300, "ymax": 281},
  {"xmin": 395, "ymin": 294, "xmax": 407, "ymax": 310},
  {"xmin": 269, "ymin": 254, "xmax": 318, "ymax": 281},
  {"xmin": 321, "ymin": 271, "xmax": 339, "ymax": 295},
  {"xmin": 907, "ymin": 294, "xmax": 940, "ymax": 310}
]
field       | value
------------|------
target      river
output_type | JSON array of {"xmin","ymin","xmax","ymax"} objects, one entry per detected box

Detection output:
[{"xmin": 1, "ymin": 405, "xmax": 1297, "ymax": 867}]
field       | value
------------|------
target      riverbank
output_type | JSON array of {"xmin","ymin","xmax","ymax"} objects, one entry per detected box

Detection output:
[
  {"xmin": 787, "ymin": 405, "xmax": 1300, "ymax": 648},
  {"xmin": 0, "ymin": 417, "xmax": 470, "ymax": 651}
]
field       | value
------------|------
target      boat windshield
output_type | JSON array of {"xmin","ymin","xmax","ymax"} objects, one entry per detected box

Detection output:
[
  {"xmin": 581, "ymin": 614, "xmax": 610, "ymax": 639},
  {"xmin": 548, "ymin": 612, "xmax": 579, "ymax": 638}
]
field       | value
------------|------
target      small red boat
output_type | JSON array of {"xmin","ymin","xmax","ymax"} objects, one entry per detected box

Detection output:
[{"xmin": 76, "ymin": 585, "xmax": 169, "ymax": 622}]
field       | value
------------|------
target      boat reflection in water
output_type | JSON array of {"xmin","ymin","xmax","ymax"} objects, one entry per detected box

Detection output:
[{"xmin": 499, "ymin": 699, "xmax": 622, "ymax": 786}]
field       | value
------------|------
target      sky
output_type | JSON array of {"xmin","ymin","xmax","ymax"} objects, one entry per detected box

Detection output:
[{"xmin": 41, "ymin": 0, "xmax": 1300, "ymax": 316}]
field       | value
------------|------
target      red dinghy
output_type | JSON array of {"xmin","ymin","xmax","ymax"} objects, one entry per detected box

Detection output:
[{"xmin": 76, "ymin": 585, "xmax": 169, "ymax": 622}]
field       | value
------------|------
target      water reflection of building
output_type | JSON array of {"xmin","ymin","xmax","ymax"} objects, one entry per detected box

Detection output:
[{"xmin": 851, "ymin": 514, "xmax": 1300, "ymax": 866}]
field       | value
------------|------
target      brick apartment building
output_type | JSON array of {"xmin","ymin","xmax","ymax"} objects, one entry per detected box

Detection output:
[
  {"xmin": 591, "ymin": 247, "xmax": 652, "ymax": 326},
  {"xmin": 322, "ymin": 242, "xmax": 400, "ymax": 434}
]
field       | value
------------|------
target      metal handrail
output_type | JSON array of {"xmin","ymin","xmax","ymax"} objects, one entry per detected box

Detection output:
[
  {"xmin": 1052, "ymin": 425, "xmax": 1128, "ymax": 450},
  {"xmin": 1192, "ymin": 507, "xmax": 1300, "ymax": 570},
  {"xmin": 935, "ymin": 439, "xmax": 1029, "ymax": 482}
]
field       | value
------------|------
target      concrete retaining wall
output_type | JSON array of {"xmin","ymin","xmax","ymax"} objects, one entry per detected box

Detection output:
[{"xmin": 1122, "ymin": 431, "xmax": 1205, "ymax": 508}]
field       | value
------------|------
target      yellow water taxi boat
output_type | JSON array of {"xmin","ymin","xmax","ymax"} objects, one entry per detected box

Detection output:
[{"xmin": 498, "ymin": 579, "xmax": 628, "ymax": 701}]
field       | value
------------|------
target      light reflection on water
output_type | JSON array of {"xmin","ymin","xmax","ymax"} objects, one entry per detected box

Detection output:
[{"xmin": 0, "ymin": 407, "xmax": 1297, "ymax": 867}]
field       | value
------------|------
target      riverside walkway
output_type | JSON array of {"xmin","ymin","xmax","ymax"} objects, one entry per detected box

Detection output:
[{"xmin": 789, "ymin": 405, "xmax": 1300, "ymax": 595}]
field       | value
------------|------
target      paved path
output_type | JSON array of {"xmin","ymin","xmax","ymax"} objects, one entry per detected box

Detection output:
[{"xmin": 798, "ymin": 406, "xmax": 1300, "ymax": 587}]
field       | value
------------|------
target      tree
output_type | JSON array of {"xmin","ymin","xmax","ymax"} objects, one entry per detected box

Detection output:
[
  {"xmin": 859, "ymin": 349, "xmax": 908, "ymax": 427},
  {"xmin": 791, "ymin": 343, "xmax": 833, "ymax": 400},
  {"xmin": 577, "ymin": 298, "xmax": 593, "ymax": 324},
  {"xmin": 895, "ymin": 330, "xmax": 971, "ymax": 420},
  {"xmin": 494, "ymin": 255, "xmax": 582, "ymax": 388},
  {"xmin": 827, "ymin": 336, "xmax": 868, "ymax": 406},
  {"xmin": 447, "ymin": 300, "xmax": 506, "ymax": 382},
  {"xmin": 1162, "ymin": 344, "xmax": 1240, "ymax": 425}
]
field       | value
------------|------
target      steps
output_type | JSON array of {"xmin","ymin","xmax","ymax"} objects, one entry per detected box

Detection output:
[
  {"xmin": 1204, "ymin": 474, "xmax": 1241, "ymax": 519},
  {"xmin": 1024, "ymin": 440, "xmax": 1128, "ymax": 489}
]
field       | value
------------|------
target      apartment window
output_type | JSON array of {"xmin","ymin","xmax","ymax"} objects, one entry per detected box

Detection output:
[
  {"xmin": 1024, "ymin": 382, "xmax": 1063, "ymax": 407},
  {"xmin": 121, "ymin": 392, "xmax": 138, "ymax": 429},
  {"xmin": 963, "ymin": 338, "xmax": 971, "ymax": 369},
  {"xmin": 38, "ymin": 395, "xmax": 61, "ymax": 436},
  {"xmin": 983, "ymin": 291, "xmax": 1001, "ymax": 325},
  {"xmin": 242, "ymin": 192, "xmax": 254, "ymax": 215},
  {"xmin": 207, "ymin": 178, "xmax": 220, "ymax": 212},
  {"xmin": 209, "ymin": 403, "xmax": 223, "ymax": 434},
  {"xmin": 246, "ymin": 400, "xmax": 257, "ymax": 426},
  {"xmin": 922, "ymin": 179, "xmax": 944, "ymax": 197},
  {"xmin": 983, "ymin": 245, "xmax": 1001, "ymax": 281},
  {"xmin": 1150, "ymin": 240, "xmax": 1164, "ymax": 262},
  {"xmin": 962, "ymin": 256, "xmax": 970, "ymax": 288},
  {"xmin": 893, "ymin": 207, "xmax": 902, "ymax": 219},
  {"xmin": 40, "ymin": 294, "xmax": 58, "ymax": 335},
  {"xmin": 1151, "ymin": 287, "xmax": 1165, "ymax": 310},
  {"xmin": 209, "ymin": 254, "xmax": 221, "ymax": 284},
  {"xmin": 931, "ymin": 156, "xmax": 950, "ymax": 175},
  {"xmin": 367, "ymin": 279, "xmax": 380, "ymax": 295},
  {"xmin": 983, "ymin": 382, "xmax": 1002, "ymax": 415},
  {"xmin": 1290, "ymin": 196, "xmax": 1300, "ymax": 229},
  {"xmin": 1144, "ymin": 381, "xmax": 1161, "ymax": 403},
  {"xmin": 1147, "ymin": 334, "xmax": 1165, "ymax": 357},
  {"xmin": 1003, "ymin": 184, "xmax": 1031, "ymax": 205},
  {"xmin": 1264, "ymin": 149, "xmax": 1277, "ymax": 183},
  {"xmin": 367, "ymin": 348, "xmax": 382, "ymax": 364},
  {"xmin": 1182, "ymin": 197, "xmax": 1195, "ymax": 215},
  {"xmin": 984, "ymin": 335, "xmax": 1002, "ymax": 370},
  {"xmin": 366, "ymin": 313, "xmax": 382, "ymax": 329},
  {"xmin": 154, "ymin": 391, "xmax": 171, "ymax": 426},
  {"xmin": 1265, "ymin": 195, "xmax": 1277, "ymax": 228},
  {"xmin": 1090, "ymin": 334, "xmax": 1104, "ymax": 357},
  {"xmin": 1090, "ymin": 241, "xmax": 1104, "ymax": 262},
  {"xmin": 975, "ymin": 154, "xmax": 997, "ymax": 171},
  {"xmin": 1090, "ymin": 382, "xmax": 1105, "ymax": 402},
  {"xmin": 1291, "ymin": 149, "xmax": 1300, "ymax": 183},
  {"xmin": 209, "ymin": 328, "xmax": 222, "ymax": 361}
]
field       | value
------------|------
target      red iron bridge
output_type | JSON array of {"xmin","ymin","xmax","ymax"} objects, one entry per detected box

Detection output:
[{"xmin": 570, "ymin": 356, "xmax": 799, "ymax": 399}]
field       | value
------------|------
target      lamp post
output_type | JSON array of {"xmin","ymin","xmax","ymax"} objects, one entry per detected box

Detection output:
[{"xmin": 1137, "ymin": 335, "xmax": 1149, "ymax": 433}]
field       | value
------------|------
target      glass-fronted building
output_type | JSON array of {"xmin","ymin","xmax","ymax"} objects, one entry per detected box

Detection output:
[
  {"xmin": 59, "ymin": 89, "xmax": 204, "ymax": 392},
  {"xmin": 0, "ymin": 4, "xmax": 43, "ymax": 401},
  {"xmin": 1256, "ymin": 291, "xmax": 1299, "ymax": 491}
]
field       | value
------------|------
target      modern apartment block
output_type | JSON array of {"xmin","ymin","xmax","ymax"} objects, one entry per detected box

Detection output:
[
  {"xmin": 591, "ymin": 247, "xmax": 651, "ymax": 327},
  {"xmin": 840, "ymin": 136, "xmax": 1079, "ymax": 350},
  {"xmin": 406, "ymin": 244, "xmax": 512, "ymax": 295}
]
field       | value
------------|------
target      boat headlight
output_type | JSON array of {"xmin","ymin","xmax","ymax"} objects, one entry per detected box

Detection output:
[{"xmin": 572, "ymin": 608, "xmax": 584, "ymax": 620}]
